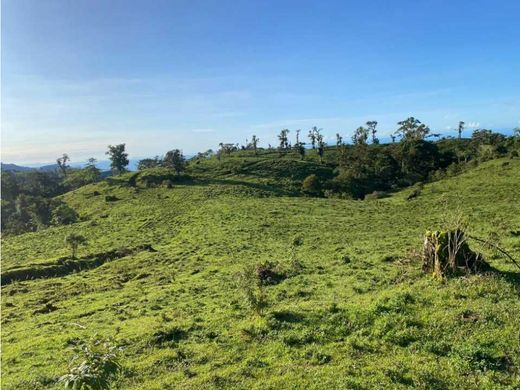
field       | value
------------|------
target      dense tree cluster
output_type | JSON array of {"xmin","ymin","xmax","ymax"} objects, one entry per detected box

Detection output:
[
  {"xmin": 1, "ymin": 170, "xmax": 78, "ymax": 234},
  {"xmin": 137, "ymin": 149, "xmax": 186, "ymax": 173}
]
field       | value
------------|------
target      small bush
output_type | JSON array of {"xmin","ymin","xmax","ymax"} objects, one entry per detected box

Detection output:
[
  {"xmin": 59, "ymin": 336, "xmax": 122, "ymax": 390},
  {"xmin": 406, "ymin": 188, "xmax": 421, "ymax": 200},
  {"xmin": 302, "ymin": 174, "xmax": 321, "ymax": 195},
  {"xmin": 236, "ymin": 264, "xmax": 270, "ymax": 315},
  {"xmin": 51, "ymin": 204, "xmax": 78, "ymax": 225},
  {"xmin": 64, "ymin": 233, "xmax": 88, "ymax": 259}
]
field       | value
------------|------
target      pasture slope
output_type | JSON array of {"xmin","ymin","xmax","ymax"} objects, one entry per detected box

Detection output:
[{"xmin": 1, "ymin": 158, "xmax": 520, "ymax": 389}]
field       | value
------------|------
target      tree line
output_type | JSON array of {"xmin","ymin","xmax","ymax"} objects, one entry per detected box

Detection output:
[{"xmin": 2, "ymin": 120, "xmax": 519, "ymax": 235}]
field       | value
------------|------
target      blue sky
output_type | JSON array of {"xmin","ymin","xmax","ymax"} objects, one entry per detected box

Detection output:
[{"xmin": 2, "ymin": 0, "xmax": 520, "ymax": 164}]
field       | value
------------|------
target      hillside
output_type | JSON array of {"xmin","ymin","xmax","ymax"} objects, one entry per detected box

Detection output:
[{"xmin": 1, "ymin": 158, "xmax": 520, "ymax": 389}]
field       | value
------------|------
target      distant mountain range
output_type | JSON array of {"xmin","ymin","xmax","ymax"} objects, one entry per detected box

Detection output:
[
  {"xmin": 1, "ymin": 163, "xmax": 42, "ymax": 172},
  {"xmin": 1, "ymin": 159, "xmax": 141, "ymax": 172}
]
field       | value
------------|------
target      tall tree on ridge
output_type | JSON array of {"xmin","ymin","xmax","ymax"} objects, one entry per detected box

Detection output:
[
  {"xmin": 163, "ymin": 149, "xmax": 185, "ymax": 174},
  {"xmin": 308, "ymin": 127, "xmax": 318, "ymax": 149},
  {"xmin": 317, "ymin": 134, "xmax": 326, "ymax": 163},
  {"xmin": 251, "ymin": 135, "xmax": 259, "ymax": 155},
  {"xmin": 336, "ymin": 133, "xmax": 343, "ymax": 147},
  {"xmin": 56, "ymin": 154, "xmax": 70, "ymax": 177},
  {"xmin": 395, "ymin": 117, "xmax": 430, "ymax": 142},
  {"xmin": 366, "ymin": 121, "xmax": 379, "ymax": 144},
  {"xmin": 106, "ymin": 144, "xmax": 129, "ymax": 175},
  {"xmin": 278, "ymin": 129, "xmax": 290, "ymax": 154},
  {"xmin": 458, "ymin": 121, "xmax": 465, "ymax": 140}
]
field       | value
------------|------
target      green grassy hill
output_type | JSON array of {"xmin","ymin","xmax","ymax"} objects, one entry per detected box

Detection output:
[{"xmin": 2, "ymin": 158, "xmax": 520, "ymax": 389}]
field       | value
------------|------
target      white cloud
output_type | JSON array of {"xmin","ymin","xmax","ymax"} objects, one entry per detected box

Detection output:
[{"xmin": 465, "ymin": 121, "xmax": 480, "ymax": 128}]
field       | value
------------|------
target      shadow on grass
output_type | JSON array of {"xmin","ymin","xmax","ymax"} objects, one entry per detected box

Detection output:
[{"xmin": 490, "ymin": 268, "xmax": 520, "ymax": 290}]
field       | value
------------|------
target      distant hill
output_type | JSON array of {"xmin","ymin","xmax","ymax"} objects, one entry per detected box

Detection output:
[
  {"xmin": 1, "ymin": 162, "xmax": 60, "ymax": 173},
  {"xmin": 1, "ymin": 163, "xmax": 34, "ymax": 172},
  {"xmin": 38, "ymin": 164, "xmax": 60, "ymax": 172}
]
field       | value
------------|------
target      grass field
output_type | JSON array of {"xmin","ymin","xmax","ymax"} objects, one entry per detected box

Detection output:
[{"xmin": 2, "ymin": 157, "xmax": 520, "ymax": 389}]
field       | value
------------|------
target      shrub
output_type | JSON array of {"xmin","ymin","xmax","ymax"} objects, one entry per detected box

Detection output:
[
  {"xmin": 301, "ymin": 174, "xmax": 321, "ymax": 195},
  {"xmin": 51, "ymin": 204, "xmax": 78, "ymax": 225},
  {"xmin": 406, "ymin": 187, "xmax": 421, "ymax": 200},
  {"xmin": 236, "ymin": 264, "xmax": 269, "ymax": 315},
  {"xmin": 446, "ymin": 162, "xmax": 463, "ymax": 176},
  {"xmin": 65, "ymin": 233, "xmax": 88, "ymax": 259},
  {"xmin": 59, "ymin": 336, "xmax": 122, "ymax": 390}
]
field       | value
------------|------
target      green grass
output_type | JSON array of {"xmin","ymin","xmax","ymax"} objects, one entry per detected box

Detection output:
[{"xmin": 2, "ymin": 158, "xmax": 520, "ymax": 389}]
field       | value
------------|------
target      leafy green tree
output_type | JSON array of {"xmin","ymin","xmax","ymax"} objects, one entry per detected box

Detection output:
[
  {"xmin": 163, "ymin": 149, "xmax": 185, "ymax": 174},
  {"xmin": 1, "ymin": 171, "xmax": 19, "ymax": 201},
  {"xmin": 470, "ymin": 129, "xmax": 507, "ymax": 159},
  {"xmin": 395, "ymin": 117, "xmax": 430, "ymax": 141},
  {"xmin": 367, "ymin": 121, "xmax": 379, "ymax": 144},
  {"xmin": 336, "ymin": 133, "xmax": 343, "ymax": 147},
  {"xmin": 295, "ymin": 129, "xmax": 301, "ymax": 145},
  {"xmin": 20, "ymin": 171, "xmax": 62, "ymax": 198},
  {"xmin": 64, "ymin": 158, "xmax": 101, "ymax": 190},
  {"xmin": 64, "ymin": 233, "xmax": 88, "ymax": 259},
  {"xmin": 138, "ymin": 157, "xmax": 161, "ymax": 170},
  {"xmin": 352, "ymin": 126, "xmax": 369, "ymax": 146},
  {"xmin": 278, "ymin": 129, "xmax": 290, "ymax": 153},
  {"xmin": 337, "ymin": 142, "xmax": 348, "ymax": 165},
  {"xmin": 317, "ymin": 134, "xmax": 326, "ymax": 163},
  {"xmin": 396, "ymin": 139, "xmax": 440, "ymax": 180},
  {"xmin": 218, "ymin": 142, "xmax": 236, "ymax": 157},
  {"xmin": 51, "ymin": 204, "xmax": 78, "ymax": 225},
  {"xmin": 85, "ymin": 158, "xmax": 101, "ymax": 181},
  {"xmin": 308, "ymin": 127, "xmax": 318, "ymax": 149},
  {"xmin": 106, "ymin": 144, "xmax": 129, "ymax": 175},
  {"xmin": 56, "ymin": 154, "xmax": 70, "ymax": 177},
  {"xmin": 302, "ymin": 174, "xmax": 321, "ymax": 195},
  {"xmin": 14, "ymin": 194, "xmax": 35, "ymax": 226},
  {"xmin": 251, "ymin": 135, "xmax": 259, "ymax": 155}
]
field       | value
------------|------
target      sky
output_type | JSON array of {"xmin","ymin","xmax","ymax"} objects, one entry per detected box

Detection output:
[{"xmin": 2, "ymin": 0, "xmax": 520, "ymax": 165}]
